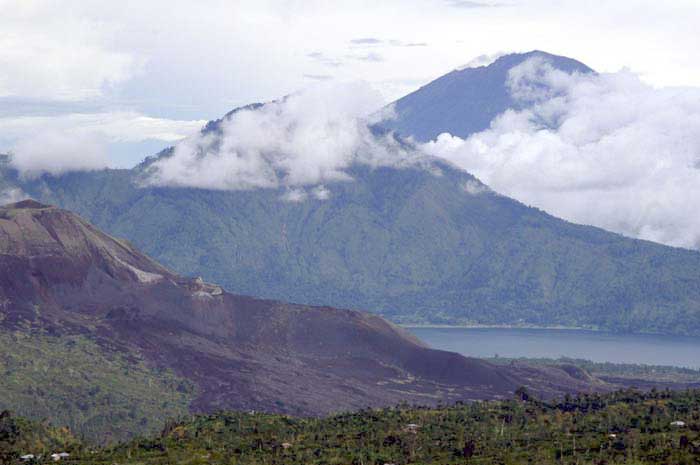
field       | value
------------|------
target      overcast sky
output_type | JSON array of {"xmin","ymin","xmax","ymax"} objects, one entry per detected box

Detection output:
[{"xmin": 2, "ymin": 0, "xmax": 700, "ymax": 167}]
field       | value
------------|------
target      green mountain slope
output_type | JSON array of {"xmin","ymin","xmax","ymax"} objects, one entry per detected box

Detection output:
[
  {"xmin": 5, "ymin": 160, "xmax": 700, "ymax": 336},
  {"xmin": 0, "ymin": 331, "xmax": 196, "ymax": 444}
]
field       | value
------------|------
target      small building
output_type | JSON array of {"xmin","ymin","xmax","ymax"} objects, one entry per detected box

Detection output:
[
  {"xmin": 20, "ymin": 454, "xmax": 35, "ymax": 461},
  {"xmin": 51, "ymin": 452, "xmax": 70, "ymax": 461},
  {"xmin": 404, "ymin": 423, "xmax": 421, "ymax": 433},
  {"xmin": 671, "ymin": 421, "xmax": 686, "ymax": 427},
  {"xmin": 281, "ymin": 442, "xmax": 292, "ymax": 449}
]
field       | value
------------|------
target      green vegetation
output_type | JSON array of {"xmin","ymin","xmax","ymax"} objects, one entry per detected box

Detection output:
[
  {"xmin": 5, "ymin": 389, "xmax": 700, "ymax": 464},
  {"xmin": 488, "ymin": 357, "xmax": 700, "ymax": 384},
  {"xmin": 4, "ymin": 160, "xmax": 700, "ymax": 336},
  {"xmin": 0, "ymin": 410, "xmax": 79, "ymax": 464},
  {"xmin": 0, "ymin": 331, "xmax": 197, "ymax": 443}
]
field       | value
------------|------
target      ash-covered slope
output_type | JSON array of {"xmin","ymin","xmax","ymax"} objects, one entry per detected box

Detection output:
[
  {"xmin": 0, "ymin": 200, "xmax": 597, "ymax": 429},
  {"xmin": 0, "ymin": 199, "xmax": 177, "ymax": 322}
]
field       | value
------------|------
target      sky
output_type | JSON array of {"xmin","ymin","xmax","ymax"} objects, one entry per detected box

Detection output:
[
  {"xmin": 2, "ymin": 0, "xmax": 700, "ymax": 168},
  {"xmin": 2, "ymin": 0, "xmax": 700, "ymax": 249}
]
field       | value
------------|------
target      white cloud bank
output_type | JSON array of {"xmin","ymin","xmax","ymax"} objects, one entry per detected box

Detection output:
[
  {"xmin": 1, "ymin": 112, "xmax": 205, "ymax": 177},
  {"xmin": 10, "ymin": 132, "xmax": 108, "ymax": 178},
  {"xmin": 145, "ymin": 82, "xmax": 418, "ymax": 192},
  {"xmin": 0, "ymin": 2, "xmax": 139, "ymax": 101},
  {"xmin": 0, "ymin": 187, "xmax": 27, "ymax": 206},
  {"xmin": 423, "ymin": 57, "xmax": 700, "ymax": 249},
  {"xmin": 457, "ymin": 51, "xmax": 507, "ymax": 70}
]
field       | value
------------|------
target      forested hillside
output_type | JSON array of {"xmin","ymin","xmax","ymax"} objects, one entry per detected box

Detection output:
[{"xmin": 4, "ymin": 389, "xmax": 700, "ymax": 464}]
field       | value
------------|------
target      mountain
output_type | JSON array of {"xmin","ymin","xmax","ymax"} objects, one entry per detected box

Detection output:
[
  {"xmin": 4, "ymin": 155, "xmax": 700, "ymax": 336},
  {"xmin": 380, "ymin": 50, "xmax": 594, "ymax": 141},
  {"xmin": 0, "ymin": 200, "xmax": 596, "ymax": 441},
  {"xmin": 1, "ymin": 51, "xmax": 700, "ymax": 337}
]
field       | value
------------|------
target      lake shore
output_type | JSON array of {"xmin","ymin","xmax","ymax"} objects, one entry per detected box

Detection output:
[
  {"xmin": 399, "ymin": 323, "xmax": 595, "ymax": 331},
  {"xmin": 406, "ymin": 326, "xmax": 700, "ymax": 369}
]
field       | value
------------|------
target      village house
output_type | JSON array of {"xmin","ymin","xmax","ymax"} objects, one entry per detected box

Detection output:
[{"xmin": 50, "ymin": 452, "xmax": 70, "ymax": 461}]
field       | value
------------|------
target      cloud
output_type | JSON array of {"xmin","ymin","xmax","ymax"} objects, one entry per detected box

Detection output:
[
  {"xmin": 9, "ymin": 131, "xmax": 109, "ymax": 178},
  {"xmin": 457, "ymin": 51, "xmax": 507, "ymax": 70},
  {"xmin": 144, "ymin": 81, "xmax": 421, "ymax": 192},
  {"xmin": 0, "ymin": 112, "xmax": 205, "ymax": 144},
  {"xmin": 398, "ymin": 42, "xmax": 428, "ymax": 48},
  {"xmin": 312, "ymin": 185, "xmax": 331, "ymax": 200},
  {"xmin": 0, "ymin": 2, "xmax": 140, "ymax": 101},
  {"xmin": 350, "ymin": 38, "xmax": 428, "ymax": 48},
  {"xmin": 445, "ymin": 0, "xmax": 504, "ymax": 8},
  {"xmin": 462, "ymin": 180, "xmax": 490, "ymax": 195},
  {"xmin": 303, "ymin": 74, "xmax": 334, "ymax": 81},
  {"xmin": 280, "ymin": 185, "xmax": 331, "ymax": 203},
  {"xmin": 350, "ymin": 38, "xmax": 427, "ymax": 48},
  {"xmin": 352, "ymin": 52, "xmax": 385, "ymax": 63},
  {"xmin": 423, "ymin": 57, "xmax": 700, "ymax": 249},
  {"xmin": 0, "ymin": 187, "xmax": 27, "ymax": 206},
  {"xmin": 351, "ymin": 38, "xmax": 383, "ymax": 45},
  {"xmin": 307, "ymin": 52, "xmax": 343, "ymax": 67},
  {"xmin": 1, "ymin": 112, "xmax": 204, "ymax": 176},
  {"xmin": 280, "ymin": 188, "xmax": 308, "ymax": 203}
]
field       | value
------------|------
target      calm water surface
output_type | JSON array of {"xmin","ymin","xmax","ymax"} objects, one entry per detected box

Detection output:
[{"xmin": 407, "ymin": 327, "xmax": 700, "ymax": 369}]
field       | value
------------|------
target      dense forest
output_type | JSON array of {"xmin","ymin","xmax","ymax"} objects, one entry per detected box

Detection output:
[{"xmin": 3, "ymin": 388, "xmax": 700, "ymax": 464}]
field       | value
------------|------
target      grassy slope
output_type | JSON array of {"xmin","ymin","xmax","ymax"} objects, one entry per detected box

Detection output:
[{"xmin": 0, "ymin": 331, "xmax": 196, "ymax": 443}]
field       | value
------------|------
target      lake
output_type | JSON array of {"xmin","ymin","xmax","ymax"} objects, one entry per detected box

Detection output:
[{"xmin": 407, "ymin": 327, "xmax": 700, "ymax": 369}]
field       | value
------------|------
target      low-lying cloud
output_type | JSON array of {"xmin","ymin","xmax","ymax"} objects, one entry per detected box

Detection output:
[
  {"xmin": 9, "ymin": 131, "xmax": 108, "ymax": 178},
  {"xmin": 423, "ymin": 57, "xmax": 700, "ymax": 249},
  {"xmin": 0, "ymin": 187, "xmax": 27, "ymax": 206},
  {"xmin": 2, "ymin": 112, "xmax": 205, "ymax": 177},
  {"xmin": 457, "ymin": 51, "xmax": 507, "ymax": 70},
  {"xmin": 145, "ymin": 82, "xmax": 418, "ymax": 192},
  {"xmin": 280, "ymin": 185, "xmax": 331, "ymax": 203}
]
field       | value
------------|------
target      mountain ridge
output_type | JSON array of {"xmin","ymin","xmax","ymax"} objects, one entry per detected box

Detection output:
[
  {"xmin": 2, "ymin": 51, "xmax": 700, "ymax": 336},
  {"xmin": 381, "ymin": 50, "xmax": 594, "ymax": 141},
  {"xmin": 0, "ymin": 200, "xmax": 602, "ymax": 440}
]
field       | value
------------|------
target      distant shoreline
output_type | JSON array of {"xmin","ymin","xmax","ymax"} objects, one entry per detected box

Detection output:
[
  {"xmin": 399, "ymin": 324, "xmax": 696, "ymax": 338},
  {"xmin": 399, "ymin": 323, "xmax": 595, "ymax": 331}
]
